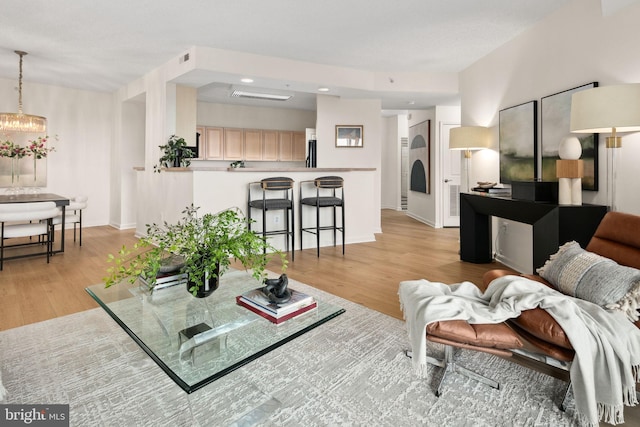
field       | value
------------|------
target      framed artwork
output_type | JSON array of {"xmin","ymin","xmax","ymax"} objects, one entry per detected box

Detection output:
[
  {"xmin": 335, "ymin": 125, "xmax": 363, "ymax": 147},
  {"xmin": 409, "ymin": 120, "xmax": 430, "ymax": 194},
  {"xmin": 499, "ymin": 101, "xmax": 537, "ymax": 184},
  {"xmin": 541, "ymin": 82, "xmax": 598, "ymax": 190}
]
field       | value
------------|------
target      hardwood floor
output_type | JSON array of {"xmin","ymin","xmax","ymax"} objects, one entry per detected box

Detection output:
[
  {"xmin": 0, "ymin": 209, "xmax": 503, "ymax": 330},
  {"xmin": 2, "ymin": 209, "xmax": 638, "ymax": 424}
]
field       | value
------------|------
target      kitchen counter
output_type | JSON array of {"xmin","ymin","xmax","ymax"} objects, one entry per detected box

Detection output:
[{"xmin": 134, "ymin": 167, "xmax": 380, "ymax": 253}]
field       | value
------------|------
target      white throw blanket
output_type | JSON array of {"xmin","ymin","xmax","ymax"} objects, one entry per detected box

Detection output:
[{"xmin": 398, "ymin": 275, "xmax": 640, "ymax": 427}]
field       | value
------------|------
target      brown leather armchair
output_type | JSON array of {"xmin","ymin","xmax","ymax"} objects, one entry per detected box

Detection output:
[{"xmin": 423, "ymin": 211, "xmax": 640, "ymax": 399}]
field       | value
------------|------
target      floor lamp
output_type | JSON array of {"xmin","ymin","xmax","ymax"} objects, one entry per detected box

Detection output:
[
  {"xmin": 570, "ymin": 83, "xmax": 640, "ymax": 211},
  {"xmin": 449, "ymin": 126, "xmax": 491, "ymax": 192}
]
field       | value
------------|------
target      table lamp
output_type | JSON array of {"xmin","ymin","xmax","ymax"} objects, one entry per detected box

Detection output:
[
  {"xmin": 570, "ymin": 83, "xmax": 640, "ymax": 211},
  {"xmin": 449, "ymin": 126, "xmax": 491, "ymax": 192}
]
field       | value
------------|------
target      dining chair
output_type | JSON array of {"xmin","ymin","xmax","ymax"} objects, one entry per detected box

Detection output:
[
  {"xmin": 0, "ymin": 201, "xmax": 59, "ymax": 270},
  {"xmin": 52, "ymin": 195, "xmax": 88, "ymax": 246}
]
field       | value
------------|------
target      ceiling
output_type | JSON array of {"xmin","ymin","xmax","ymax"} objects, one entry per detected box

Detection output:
[{"xmin": 0, "ymin": 0, "xmax": 577, "ymax": 112}]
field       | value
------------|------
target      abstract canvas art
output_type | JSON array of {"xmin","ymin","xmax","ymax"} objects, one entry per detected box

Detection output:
[
  {"xmin": 541, "ymin": 82, "xmax": 598, "ymax": 190},
  {"xmin": 409, "ymin": 120, "xmax": 430, "ymax": 194},
  {"xmin": 499, "ymin": 101, "xmax": 537, "ymax": 184}
]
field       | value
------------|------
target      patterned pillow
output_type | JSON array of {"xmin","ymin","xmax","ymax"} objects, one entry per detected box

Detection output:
[{"xmin": 537, "ymin": 241, "xmax": 640, "ymax": 321}]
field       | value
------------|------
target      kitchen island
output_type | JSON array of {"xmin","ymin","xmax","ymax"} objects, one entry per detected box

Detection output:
[{"xmin": 135, "ymin": 167, "xmax": 379, "ymax": 253}]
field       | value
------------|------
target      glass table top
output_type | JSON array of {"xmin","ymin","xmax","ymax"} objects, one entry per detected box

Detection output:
[{"xmin": 86, "ymin": 270, "xmax": 345, "ymax": 393}]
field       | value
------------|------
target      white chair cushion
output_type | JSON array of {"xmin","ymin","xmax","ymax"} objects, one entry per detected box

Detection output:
[
  {"xmin": 0, "ymin": 202, "xmax": 59, "ymax": 222},
  {"xmin": 67, "ymin": 195, "xmax": 88, "ymax": 210},
  {"xmin": 52, "ymin": 214, "xmax": 81, "ymax": 225},
  {"xmin": 3, "ymin": 223, "xmax": 49, "ymax": 238}
]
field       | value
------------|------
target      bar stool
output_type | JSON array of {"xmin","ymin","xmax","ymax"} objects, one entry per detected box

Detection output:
[
  {"xmin": 247, "ymin": 177, "xmax": 295, "ymax": 260},
  {"xmin": 299, "ymin": 176, "xmax": 345, "ymax": 257}
]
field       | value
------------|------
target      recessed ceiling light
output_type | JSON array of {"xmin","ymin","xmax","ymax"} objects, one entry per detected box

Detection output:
[
  {"xmin": 318, "ymin": 87, "xmax": 330, "ymax": 92},
  {"xmin": 408, "ymin": 101, "xmax": 415, "ymax": 105},
  {"xmin": 240, "ymin": 78, "xmax": 254, "ymax": 83}
]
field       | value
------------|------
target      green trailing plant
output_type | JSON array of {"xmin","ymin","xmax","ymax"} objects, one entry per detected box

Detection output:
[
  {"xmin": 153, "ymin": 135, "xmax": 195, "ymax": 172},
  {"xmin": 104, "ymin": 205, "xmax": 288, "ymax": 296}
]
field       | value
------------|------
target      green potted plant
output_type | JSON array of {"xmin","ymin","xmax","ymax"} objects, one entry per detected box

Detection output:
[
  {"xmin": 153, "ymin": 135, "xmax": 195, "ymax": 172},
  {"xmin": 104, "ymin": 205, "xmax": 288, "ymax": 297}
]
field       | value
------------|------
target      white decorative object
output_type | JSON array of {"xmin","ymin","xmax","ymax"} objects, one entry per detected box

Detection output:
[
  {"xmin": 558, "ymin": 178, "xmax": 572, "ymax": 205},
  {"xmin": 557, "ymin": 136, "xmax": 583, "ymax": 205},
  {"xmin": 558, "ymin": 136, "xmax": 582, "ymax": 160}
]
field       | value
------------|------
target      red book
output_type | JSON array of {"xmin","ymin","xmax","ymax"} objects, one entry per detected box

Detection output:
[{"xmin": 236, "ymin": 296, "xmax": 317, "ymax": 324}]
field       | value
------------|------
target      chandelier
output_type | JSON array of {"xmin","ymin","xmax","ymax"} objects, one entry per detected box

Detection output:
[{"xmin": 0, "ymin": 51, "xmax": 47, "ymax": 133}]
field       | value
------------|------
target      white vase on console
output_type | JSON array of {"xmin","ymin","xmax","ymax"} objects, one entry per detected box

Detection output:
[{"xmin": 557, "ymin": 136, "xmax": 582, "ymax": 205}]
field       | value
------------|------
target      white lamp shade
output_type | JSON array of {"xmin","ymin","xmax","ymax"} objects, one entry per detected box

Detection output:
[
  {"xmin": 449, "ymin": 126, "xmax": 491, "ymax": 150},
  {"xmin": 570, "ymin": 83, "xmax": 640, "ymax": 133}
]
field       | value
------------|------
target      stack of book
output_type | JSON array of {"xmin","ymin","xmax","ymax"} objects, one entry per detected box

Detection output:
[
  {"xmin": 139, "ymin": 271, "xmax": 188, "ymax": 291},
  {"xmin": 472, "ymin": 186, "xmax": 511, "ymax": 195},
  {"xmin": 236, "ymin": 287, "xmax": 317, "ymax": 324}
]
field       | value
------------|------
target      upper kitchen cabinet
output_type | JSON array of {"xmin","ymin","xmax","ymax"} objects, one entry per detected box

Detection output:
[
  {"xmin": 244, "ymin": 129, "xmax": 262, "ymax": 161},
  {"xmin": 204, "ymin": 127, "xmax": 224, "ymax": 160},
  {"xmin": 195, "ymin": 126, "xmax": 306, "ymax": 162},
  {"xmin": 278, "ymin": 131, "xmax": 293, "ymax": 161},
  {"xmin": 292, "ymin": 131, "xmax": 306, "ymax": 162},
  {"xmin": 262, "ymin": 130, "xmax": 279, "ymax": 161},
  {"xmin": 224, "ymin": 128, "xmax": 244, "ymax": 160}
]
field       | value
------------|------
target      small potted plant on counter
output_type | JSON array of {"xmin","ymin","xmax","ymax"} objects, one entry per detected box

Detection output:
[
  {"xmin": 153, "ymin": 135, "xmax": 195, "ymax": 172},
  {"xmin": 104, "ymin": 205, "xmax": 288, "ymax": 297}
]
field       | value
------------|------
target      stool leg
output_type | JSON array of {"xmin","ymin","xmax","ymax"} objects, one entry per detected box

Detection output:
[
  {"xmin": 262, "ymin": 205, "xmax": 267, "ymax": 255},
  {"xmin": 332, "ymin": 205, "xmax": 337, "ymax": 247},
  {"xmin": 290, "ymin": 203, "xmax": 294, "ymax": 261},
  {"xmin": 1, "ymin": 223, "xmax": 4, "ymax": 271},
  {"xmin": 316, "ymin": 204, "xmax": 320, "ymax": 257},
  {"xmin": 341, "ymin": 202, "xmax": 345, "ymax": 255},
  {"xmin": 299, "ymin": 200, "xmax": 303, "ymax": 252}
]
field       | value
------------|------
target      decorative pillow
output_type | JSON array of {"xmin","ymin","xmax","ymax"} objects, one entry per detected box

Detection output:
[{"xmin": 537, "ymin": 241, "xmax": 640, "ymax": 321}]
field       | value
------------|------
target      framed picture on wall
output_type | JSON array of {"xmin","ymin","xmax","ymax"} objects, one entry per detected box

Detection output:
[
  {"xmin": 499, "ymin": 100, "xmax": 537, "ymax": 184},
  {"xmin": 541, "ymin": 82, "xmax": 598, "ymax": 190},
  {"xmin": 335, "ymin": 125, "xmax": 363, "ymax": 147},
  {"xmin": 409, "ymin": 120, "xmax": 430, "ymax": 194}
]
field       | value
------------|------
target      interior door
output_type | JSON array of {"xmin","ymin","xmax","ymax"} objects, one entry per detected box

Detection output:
[{"xmin": 441, "ymin": 123, "xmax": 461, "ymax": 227}]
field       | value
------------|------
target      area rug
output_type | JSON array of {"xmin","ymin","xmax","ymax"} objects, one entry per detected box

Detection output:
[{"xmin": 0, "ymin": 277, "xmax": 577, "ymax": 426}]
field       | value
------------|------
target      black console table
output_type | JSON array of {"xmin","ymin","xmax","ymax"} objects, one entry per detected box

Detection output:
[{"xmin": 460, "ymin": 192, "xmax": 608, "ymax": 271}]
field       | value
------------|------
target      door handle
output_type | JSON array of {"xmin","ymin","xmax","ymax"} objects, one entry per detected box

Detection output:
[{"xmin": 444, "ymin": 179, "xmax": 452, "ymax": 183}]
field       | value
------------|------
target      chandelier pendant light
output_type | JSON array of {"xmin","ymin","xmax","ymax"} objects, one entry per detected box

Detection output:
[{"xmin": 0, "ymin": 50, "xmax": 47, "ymax": 133}]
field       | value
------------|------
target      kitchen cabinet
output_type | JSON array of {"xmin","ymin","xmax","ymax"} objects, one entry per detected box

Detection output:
[
  {"xmin": 292, "ymin": 131, "xmax": 306, "ymax": 161},
  {"xmin": 204, "ymin": 127, "xmax": 223, "ymax": 160},
  {"xmin": 244, "ymin": 129, "xmax": 262, "ymax": 161},
  {"xmin": 224, "ymin": 128, "xmax": 244, "ymax": 160},
  {"xmin": 278, "ymin": 131, "xmax": 293, "ymax": 161},
  {"xmin": 196, "ymin": 126, "xmax": 306, "ymax": 162},
  {"xmin": 262, "ymin": 130, "xmax": 278, "ymax": 161}
]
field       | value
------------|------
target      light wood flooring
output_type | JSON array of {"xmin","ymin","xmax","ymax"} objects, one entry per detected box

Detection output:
[
  {"xmin": 0, "ymin": 209, "xmax": 500, "ymax": 330},
  {"xmin": 1, "ymin": 209, "xmax": 638, "ymax": 425}
]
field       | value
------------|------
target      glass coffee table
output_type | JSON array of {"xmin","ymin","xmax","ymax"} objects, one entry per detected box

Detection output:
[{"xmin": 86, "ymin": 269, "xmax": 344, "ymax": 393}]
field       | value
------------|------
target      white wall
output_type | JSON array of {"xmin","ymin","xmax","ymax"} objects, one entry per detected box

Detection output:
[
  {"xmin": 381, "ymin": 115, "xmax": 401, "ymax": 210},
  {"xmin": 459, "ymin": 0, "xmax": 640, "ymax": 272},
  {"xmin": 0, "ymin": 77, "xmax": 113, "ymax": 228},
  {"xmin": 316, "ymin": 95, "xmax": 382, "ymax": 233},
  {"xmin": 197, "ymin": 102, "xmax": 316, "ymax": 130}
]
